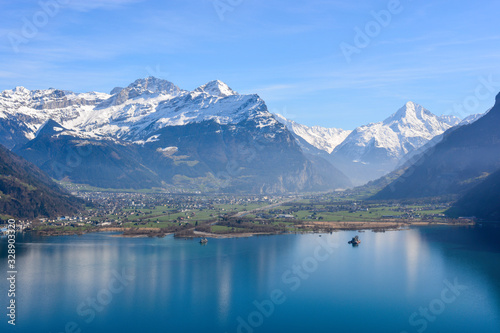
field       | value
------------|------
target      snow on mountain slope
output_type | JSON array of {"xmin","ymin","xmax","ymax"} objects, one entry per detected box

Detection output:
[
  {"xmin": 333, "ymin": 102, "xmax": 454, "ymax": 160},
  {"xmin": 459, "ymin": 112, "xmax": 486, "ymax": 125},
  {"xmin": 373, "ymin": 93, "xmax": 500, "ymax": 199},
  {"xmin": 6, "ymin": 77, "xmax": 352, "ymax": 193},
  {"xmin": 0, "ymin": 77, "xmax": 277, "ymax": 143},
  {"xmin": 0, "ymin": 86, "xmax": 109, "ymax": 141},
  {"xmin": 79, "ymin": 78, "xmax": 275, "ymax": 139},
  {"xmin": 96, "ymin": 77, "xmax": 184, "ymax": 109},
  {"xmin": 194, "ymin": 80, "xmax": 237, "ymax": 97},
  {"xmin": 438, "ymin": 114, "xmax": 461, "ymax": 126},
  {"xmin": 0, "ymin": 78, "xmax": 471, "ymax": 189},
  {"xmin": 330, "ymin": 101, "xmax": 460, "ymax": 185},
  {"xmin": 274, "ymin": 114, "xmax": 351, "ymax": 153},
  {"xmin": 85, "ymin": 91, "xmax": 275, "ymax": 139}
]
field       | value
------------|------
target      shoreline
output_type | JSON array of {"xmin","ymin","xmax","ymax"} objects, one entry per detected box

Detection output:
[{"xmin": 30, "ymin": 220, "xmax": 475, "ymax": 238}]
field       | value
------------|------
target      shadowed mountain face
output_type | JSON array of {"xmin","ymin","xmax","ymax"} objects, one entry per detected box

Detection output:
[
  {"xmin": 4, "ymin": 78, "xmax": 351, "ymax": 194},
  {"xmin": 446, "ymin": 168, "xmax": 500, "ymax": 221},
  {"xmin": 15, "ymin": 120, "xmax": 164, "ymax": 190},
  {"xmin": 138, "ymin": 120, "xmax": 351, "ymax": 193},
  {"xmin": 373, "ymin": 93, "xmax": 500, "ymax": 200},
  {"xmin": 0, "ymin": 143, "xmax": 84, "ymax": 219},
  {"xmin": 14, "ymin": 118, "xmax": 351, "ymax": 193},
  {"xmin": 0, "ymin": 116, "xmax": 34, "ymax": 150}
]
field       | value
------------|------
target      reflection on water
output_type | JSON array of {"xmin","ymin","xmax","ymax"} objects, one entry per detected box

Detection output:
[{"xmin": 0, "ymin": 225, "xmax": 499, "ymax": 333}]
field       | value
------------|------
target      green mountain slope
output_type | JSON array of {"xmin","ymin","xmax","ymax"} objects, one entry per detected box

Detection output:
[
  {"xmin": 0, "ymin": 143, "xmax": 84, "ymax": 219},
  {"xmin": 446, "ymin": 168, "xmax": 500, "ymax": 221}
]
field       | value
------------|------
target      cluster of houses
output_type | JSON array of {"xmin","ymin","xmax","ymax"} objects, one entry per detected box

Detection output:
[
  {"xmin": 45, "ymin": 216, "xmax": 120, "ymax": 227},
  {"xmin": 0, "ymin": 220, "xmax": 31, "ymax": 235}
]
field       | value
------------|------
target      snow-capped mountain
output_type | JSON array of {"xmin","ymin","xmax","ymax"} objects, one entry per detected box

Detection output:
[
  {"xmin": 271, "ymin": 102, "xmax": 470, "ymax": 186},
  {"xmin": 0, "ymin": 77, "xmax": 279, "ymax": 145},
  {"xmin": 3, "ymin": 77, "xmax": 351, "ymax": 193},
  {"xmin": 194, "ymin": 80, "xmax": 237, "ymax": 97},
  {"xmin": 0, "ymin": 86, "xmax": 109, "ymax": 148},
  {"xmin": 336, "ymin": 102, "xmax": 453, "ymax": 159},
  {"xmin": 438, "ymin": 114, "xmax": 461, "ymax": 126},
  {"xmin": 274, "ymin": 114, "xmax": 351, "ymax": 154},
  {"xmin": 374, "ymin": 93, "xmax": 500, "ymax": 200},
  {"xmin": 330, "ymin": 102, "xmax": 459, "ymax": 185},
  {"xmin": 2, "ymin": 77, "xmax": 480, "ymax": 191},
  {"xmin": 80, "ymin": 82, "xmax": 277, "ymax": 140},
  {"xmin": 459, "ymin": 112, "xmax": 485, "ymax": 125}
]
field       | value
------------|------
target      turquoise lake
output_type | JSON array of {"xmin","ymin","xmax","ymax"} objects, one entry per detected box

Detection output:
[{"xmin": 1, "ymin": 224, "xmax": 500, "ymax": 333}]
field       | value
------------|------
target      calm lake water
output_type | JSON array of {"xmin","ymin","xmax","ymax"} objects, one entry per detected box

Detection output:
[{"xmin": 1, "ymin": 224, "xmax": 500, "ymax": 333}]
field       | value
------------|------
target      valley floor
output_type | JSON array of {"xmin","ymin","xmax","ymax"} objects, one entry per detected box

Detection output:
[
  {"xmin": 2, "ymin": 190, "xmax": 475, "ymax": 238},
  {"xmin": 27, "ymin": 218, "xmax": 474, "ymax": 239}
]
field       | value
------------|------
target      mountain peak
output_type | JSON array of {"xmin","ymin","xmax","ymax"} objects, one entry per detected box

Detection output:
[
  {"xmin": 385, "ymin": 101, "xmax": 431, "ymax": 123},
  {"xmin": 392, "ymin": 102, "xmax": 462, "ymax": 126},
  {"xmin": 126, "ymin": 76, "xmax": 181, "ymax": 94},
  {"xmin": 35, "ymin": 119, "xmax": 66, "ymax": 138},
  {"xmin": 97, "ymin": 77, "xmax": 183, "ymax": 109},
  {"xmin": 403, "ymin": 101, "xmax": 422, "ymax": 112},
  {"xmin": 110, "ymin": 87, "xmax": 123, "ymax": 95},
  {"xmin": 405, "ymin": 101, "xmax": 417, "ymax": 108},
  {"xmin": 194, "ymin": 80, "xmax": 237, "ymax": 97},
  {"xmin": 11, "ymin": 86, "xmax": 30, "ymax": 95}
]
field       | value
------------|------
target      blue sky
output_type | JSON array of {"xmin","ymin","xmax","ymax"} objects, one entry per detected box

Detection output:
[{"xmin": 1, "ymin": 0, "xmax": 499, "ymax": 129}]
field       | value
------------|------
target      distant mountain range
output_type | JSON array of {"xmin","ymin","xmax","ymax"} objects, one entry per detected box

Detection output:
[
  {"xmin": 276, "ymin": 102, "xmax": 481, "ymax": 185},
  {"xmin": 1, "ymin": 76, "xmax": 490, "ymax": 194},
  {"xmin": 274, "ymin": 114, "xmax": 351, "ymax": 154},
  {"xmin": 2, "ymin": 77, "xmax": 350, "ymax": 193},
  {"xmin": 373, "ymin": 93, "xmax": 500, "ymax": 200},
  {"xmin": 0, "ymin": 143, "xmax": 84, "ymax": 219}
]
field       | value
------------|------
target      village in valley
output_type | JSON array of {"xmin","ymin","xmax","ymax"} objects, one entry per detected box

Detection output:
[{"xmin": 1, "ymin": 187, "xmax": 472, "ymax": 238}]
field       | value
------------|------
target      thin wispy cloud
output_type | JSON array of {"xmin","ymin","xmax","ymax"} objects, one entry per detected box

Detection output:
[{"xmin": 64, "ymin": 0, "xmax": 145, "ymax": 12}]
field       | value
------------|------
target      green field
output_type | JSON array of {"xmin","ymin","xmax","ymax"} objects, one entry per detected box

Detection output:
[
  {"xmin": 104, "ymin": 201, "xmax": 271, "ymax": 227},
  {"xmin": 112, "ymin": 201, "xmax": 448, "ymax": 226},
  {"xmin": 262, "ymin": 203, "xmax": 447, "ymax": 222}
]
